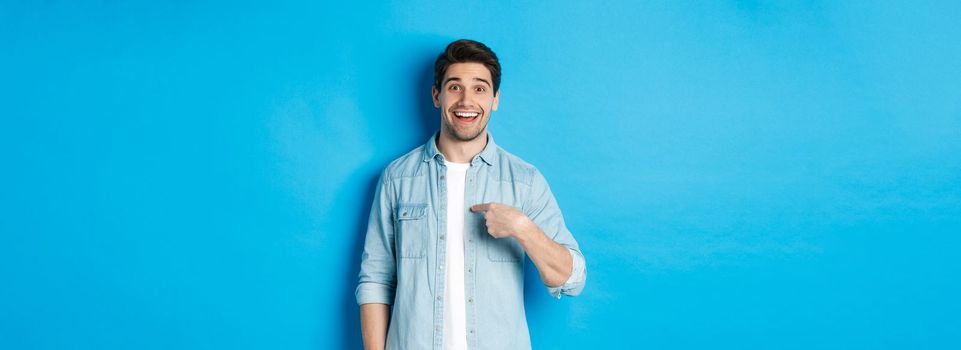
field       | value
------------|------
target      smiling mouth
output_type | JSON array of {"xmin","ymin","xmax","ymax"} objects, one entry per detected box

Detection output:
[{"xmin": 453, "ymin": 111, "xmax": 480, "ymax": 123}]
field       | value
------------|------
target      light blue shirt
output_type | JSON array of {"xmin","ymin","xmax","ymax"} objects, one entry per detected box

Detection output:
[{"xmin": 356, "ymin": 132, "xmax": 587, "ymax": 350}]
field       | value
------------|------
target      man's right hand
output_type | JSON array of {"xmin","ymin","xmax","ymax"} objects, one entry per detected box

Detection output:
[{"xmin": 360, "ymin": 303, "xmax": 390, "ymax": 350}]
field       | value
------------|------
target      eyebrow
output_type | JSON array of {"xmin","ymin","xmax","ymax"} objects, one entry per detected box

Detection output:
[{"xmin": 443, "ymin": 77, "xmax": 492, "ymax": 88}]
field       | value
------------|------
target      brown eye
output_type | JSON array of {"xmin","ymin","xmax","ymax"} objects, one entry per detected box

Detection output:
[
  {"xmin": 449, "ymin": 85, "xmax": 461, "ymax": 91},
  {"xmin": 475, "ymin": 86, "xmax": 486, "ymax": 93}
]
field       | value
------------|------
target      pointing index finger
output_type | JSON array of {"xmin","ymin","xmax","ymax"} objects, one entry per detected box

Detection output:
[{"xmin": 470, "ymin": 203, "xmax": 492, "ymax": 212}]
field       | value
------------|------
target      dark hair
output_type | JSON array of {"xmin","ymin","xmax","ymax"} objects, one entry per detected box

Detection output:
[{"xmin": 434, "ymin": 39, "xmax": 501, "ymax": 93}]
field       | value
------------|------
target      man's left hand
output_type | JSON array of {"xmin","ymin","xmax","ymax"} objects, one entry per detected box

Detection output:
[{"xmin": 470, "ymin": 202, "xmax": 535, "ymax": 239}]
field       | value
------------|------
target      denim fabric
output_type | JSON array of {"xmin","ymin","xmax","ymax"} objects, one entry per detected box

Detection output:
[{"xmin": 356, "ymin": 132, "xmax": 586, "ymax": 350}]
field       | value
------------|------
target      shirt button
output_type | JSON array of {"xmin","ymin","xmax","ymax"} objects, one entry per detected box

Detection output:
[
  {"xmin": 439, "ymin": 265, "xmax": 444, "ymax": 270},
  {"xmin": 440, "ymin": 175, "xmax": 445, "ymax": 180},
  {"xmin": 440, "ymin": 235, "xmax": 445, "ymax": 240},
  {"xmin": 467, "ymin": 268, "xmax": 472, "ymax": 273},
  {"xmin": 437, "ymin": 296, "xmax": 443, "ymax": 301},
  {"xmin": 468, "ymin": 298, "xmax": 473, "ymax": 303}
]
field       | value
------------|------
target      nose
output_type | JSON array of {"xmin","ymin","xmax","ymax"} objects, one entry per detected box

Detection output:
[{"xmin": 454, "ymin": 92, "xmax": 472, "ymax": 107}]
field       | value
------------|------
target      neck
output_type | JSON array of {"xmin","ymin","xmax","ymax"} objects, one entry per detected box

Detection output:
[{"xmin": 436, "ymin": 130, "xmax": 488, "ymax": 163}]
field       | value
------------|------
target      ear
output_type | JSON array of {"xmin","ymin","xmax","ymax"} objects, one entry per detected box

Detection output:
[
  {"xmin": 432, "ymin": 85, "xmax": 441, "ymax": 108},
  {"xmin": 491, "ymin": 90, "xmax": 500, "ymax": 111}
]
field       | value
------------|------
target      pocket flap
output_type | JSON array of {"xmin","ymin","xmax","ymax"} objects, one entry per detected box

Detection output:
[{"xmin": 396, "ymin": 203, "xmax": 427, "ymax": 220}]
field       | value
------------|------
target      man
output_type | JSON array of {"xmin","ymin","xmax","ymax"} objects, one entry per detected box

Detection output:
[{"xmin": 356, "ymin": 39, "xmax": 586, "ymax": 350}]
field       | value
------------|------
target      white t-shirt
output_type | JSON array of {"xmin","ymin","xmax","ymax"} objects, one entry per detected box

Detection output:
[{"xmin": 443, "ymin": 161, "xmax": 470, "ymax": 350}]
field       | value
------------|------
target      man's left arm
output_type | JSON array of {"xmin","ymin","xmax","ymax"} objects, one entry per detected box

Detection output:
[{"xmin": 470, "ymin": 168, "xmax": 586, "ymax": 298}]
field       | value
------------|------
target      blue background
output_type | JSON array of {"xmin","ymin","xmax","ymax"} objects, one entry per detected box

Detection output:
[{"xmin": 2, "ymin": 1, "xmax": 960, "ymax": 349}]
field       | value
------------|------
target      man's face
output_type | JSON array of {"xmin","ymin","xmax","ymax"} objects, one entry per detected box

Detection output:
[{"xmin": 433, "ymin": 62, "xmax": 499, "ymax": 142}]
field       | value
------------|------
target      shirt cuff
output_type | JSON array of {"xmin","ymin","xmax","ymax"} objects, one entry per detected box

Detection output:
[
  {"xmin": 547, "ymin": 248, "xmax": 586, "ymax": 299},
  {"xmin": 356, "ymin": 281, "xmax": 396, "ymax": 305}
]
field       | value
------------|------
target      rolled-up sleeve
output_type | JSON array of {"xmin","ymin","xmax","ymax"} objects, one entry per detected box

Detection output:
[
  {"xmin": 355, "ymin": 170, "xmax": 398, "ymax": 305},
  {"xmin": 525, "ymin": 168, "xmax": 587, "ymax": 299},
  {"xmin": 547, "ymin": 248, "xmax": 586, "ymax": 299}
]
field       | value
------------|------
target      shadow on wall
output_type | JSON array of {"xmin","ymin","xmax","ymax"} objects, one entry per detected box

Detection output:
[
  {"xmin": 337, "ymin": 42, "xmax": 441, "ymax": 348},
  {"xmin": 416, "ymin": 47, "xmax": 440, "ymax": 142},
  {"xmin": 337, "ymin": 172, "xmax": 378, "ymax": 349}
]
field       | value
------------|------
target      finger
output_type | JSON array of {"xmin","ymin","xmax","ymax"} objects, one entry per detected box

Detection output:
[{"xmin": 470, "ymin": 203, "xmax": 492, "ymax": 212}]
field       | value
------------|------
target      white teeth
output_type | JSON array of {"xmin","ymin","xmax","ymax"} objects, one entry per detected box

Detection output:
[{"xmin": 455, "ymin": 112, "xmax": 479, "ymax": 118}]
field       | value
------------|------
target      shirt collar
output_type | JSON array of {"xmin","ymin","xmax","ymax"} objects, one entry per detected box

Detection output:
[{"xmin": 422, "ymin": 131, "xmax": 497, "ymax": 166}]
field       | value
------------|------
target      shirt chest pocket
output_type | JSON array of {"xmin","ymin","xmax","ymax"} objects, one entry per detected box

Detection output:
[
  {"xmin": 395, "ymin": 203, "xmax": 428, "ymax": 259},
  {"xmin": 487, "ymin": 236, "xmax": 523, "ymax": 263}
]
